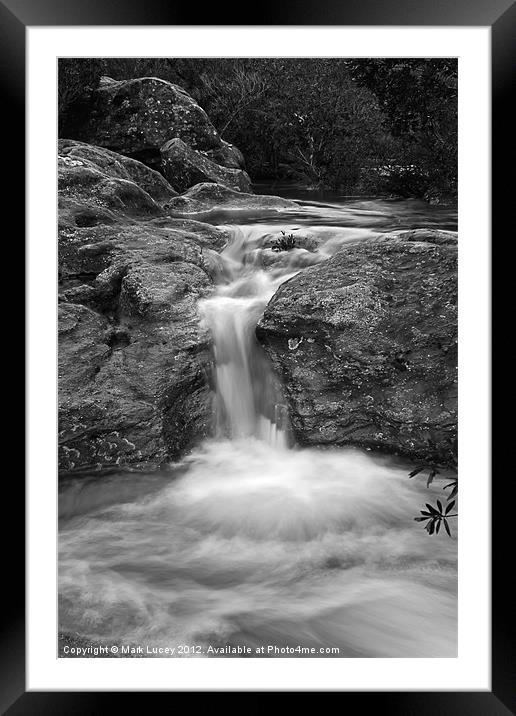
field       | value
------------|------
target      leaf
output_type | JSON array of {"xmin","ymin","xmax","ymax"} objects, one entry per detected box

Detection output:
[
  {"xmin": 436, "ymin": 519, "xmax": 441, "ymax": 534},
  {"xmin": 445, "ymin": 500, "xmax": 456, "ymax": 515},
  {"xmin": 428, "ymin": 519, "xmax": 436, "ymax": 535},
  {"xmin": 426, "ymin": 503, "xmax": 439, "ymax": 516},
  {"xmin": 409, "ymin": 466, "xmax": 425, "ymax": 478},
  {"xmin": 426, "ymin": 468, "xmax": 439, "ymax": 488},
  {"xmin": 443, "ymin": 518, "xmax": 452, "ymax": 537},
  {"xmin": 414, "ymin": 516, "xmax": 430, "ymax": 522},
  {"xmin": 419, "ymin": 511, "xmax": 433, "ymax": 517},
  {"xmin": 443, "ymin": 480, "xmax": 458, "ymax": 501},
  {"xmin": 449, "ymin": 484, "xmax": 458, "ymax": 500},
  {"xmin": 437, "ymin": 500, "xmax": 443, "ymax": 514}
]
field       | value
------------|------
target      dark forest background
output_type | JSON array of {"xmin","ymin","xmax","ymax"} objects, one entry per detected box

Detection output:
[{"xmin": 59, "ymin": 58, "xmax": 457, "ymax": 202}]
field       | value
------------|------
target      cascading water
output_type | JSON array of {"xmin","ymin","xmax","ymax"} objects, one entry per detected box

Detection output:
[
  {"xmin": 59, "ymin": 197, "xmax": 457, "ymax": 658},
  {"xmin": 199, "ymin": 226, "xmax": 295, "ymax": 447}
]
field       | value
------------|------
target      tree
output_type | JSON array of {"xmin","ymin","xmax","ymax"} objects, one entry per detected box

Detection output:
[
  {"xmin": 58, "ymin": 59, "xmax": 104, "ymax": 131},
  {"xmin": 58, "ymin": 57, "xmax": 457, "ymax": 199},
  {"xmin": 263, "ymin": 60, "xmax": 392, "ymax": 190},
  {"xmin": 192, "ymin": 59, "xmax": 393, "ymax": 191},
  {"xmin": 199, "ymin": 64, "xmax": 268, "ymax": 135},
  {"xmin": 348, "ymin": 59, "xmax": 458, "ymax": 198}
]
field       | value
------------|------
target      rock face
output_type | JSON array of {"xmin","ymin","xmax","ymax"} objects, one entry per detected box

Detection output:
[
  {"xmin": 58, "ymin": 141, "xmax": 233, "ymax": 475},
  {"xmin": 69, "ymin": 76, "xmax": 222, "ymax": 168},
  {"xmin": 160, "ymin": 138, "xmax": 251, "ymax": 193},
  {"xmin": 257, "ymin": 236, "xmax": 457, "ymax": 467}
]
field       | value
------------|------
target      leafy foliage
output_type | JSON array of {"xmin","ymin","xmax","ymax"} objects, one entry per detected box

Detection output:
[
  {"xmin": 409, "ymin": 465, "xmax": 458, "ymax": 537},
  {"xmin": 271, "ymin": 231, "xmax": 296, "ymax": 252},
  {"xmin": 58, "ymin": 59, "xmax": 104, "ymax": 132},
  {"xmin": 349, "ymin": 59, "xmax": 457, "ymax": 200},
  {"xmin": 415, "ymin": 500, "xmax": 457, "ymax": 536},
  {"xmin": 199, "ymin": 67, "xmax": 268, "ymax": 135},
  {"xmin": 443, "ymin": 478, "xmax": 458, "ymax": 501},
  {"xmin": 408, "ymin": 464, "xmax": 440, "ymax": 488}
]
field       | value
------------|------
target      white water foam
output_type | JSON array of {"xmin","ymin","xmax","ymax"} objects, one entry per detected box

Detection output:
[{"xmin": 59, "ymin": 440, "xmax": 457, "ymax": 657}]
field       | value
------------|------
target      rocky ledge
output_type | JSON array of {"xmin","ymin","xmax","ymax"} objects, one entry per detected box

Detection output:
[{"xmin": 257, "ymin": 231, "xmax": 458, "ymax": 468}]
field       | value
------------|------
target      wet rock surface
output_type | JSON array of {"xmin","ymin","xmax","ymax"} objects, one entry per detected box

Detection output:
[{"xmin": 257, "ymin": 235, "xmax": 458, "ymax": 467}]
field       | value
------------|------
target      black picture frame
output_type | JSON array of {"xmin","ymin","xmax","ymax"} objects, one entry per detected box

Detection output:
[{"xmin": 6, "ymin": 0, "xmax": 507, "ymax": 710}]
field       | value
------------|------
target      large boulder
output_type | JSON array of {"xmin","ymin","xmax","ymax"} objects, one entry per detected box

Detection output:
[
  {"xmin": 165, "ymin": 182, "xmax": 298, "ymax": 217},
  {"xmin": 68, "ymin": 76, "xmax": 223, "ymax": 169},
  {"xmin": 58, "ymin": 269, "xmax": 213, "ymax": 473},
  {"xmin": 59, "ymin": 139, "xmax": 178, "ymax": 203},
  {"xmin": 59, "ymin": 247, "xmax": 216, "ymax": 473},
  {"xmin": 58, "ymin": 154, "xmax": 161, "ymax": 218},
  {"xmin": 160, "ymin": 138, "xmax": 251, "ymax": 193},
  {"xmin": 204, "ymin": 140, "xmax": 246, "ymax": 170},
  {"xmin": 256, "ymin": 236, "xmax": 457, "ymax": 467}
]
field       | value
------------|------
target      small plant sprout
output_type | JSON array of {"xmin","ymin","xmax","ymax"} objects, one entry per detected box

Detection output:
[{"xmin": 271, "ymin": 230, "xmax": 296, "ymax": 252}]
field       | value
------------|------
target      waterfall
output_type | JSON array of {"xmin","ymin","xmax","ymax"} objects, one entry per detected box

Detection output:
[
  {"xmin": 59, "ymin": 204, "xmax": 457, "ymax": 659},
  {"xmin": 199, "ymin": 227, "xmax": 295, "ymax": 447}
]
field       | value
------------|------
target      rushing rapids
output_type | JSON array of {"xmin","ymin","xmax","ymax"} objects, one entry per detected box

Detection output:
[{"xmin": 59, "ymin": 196, "xmax": 458, "ymax": 658}]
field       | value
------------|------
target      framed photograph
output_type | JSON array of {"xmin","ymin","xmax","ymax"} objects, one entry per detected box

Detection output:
[{"xmin": 7, "ymin": 0, "xmax": 506, "ymax": 710}]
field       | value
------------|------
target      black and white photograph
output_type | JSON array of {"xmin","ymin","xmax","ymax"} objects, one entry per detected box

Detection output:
[
  {"xmin": 0, "ymin": 0, "xmax": 502, "ymax": 703},
  {"xmin": 57, "ymin": 56, "xmax": 460, "ymax": 659}
]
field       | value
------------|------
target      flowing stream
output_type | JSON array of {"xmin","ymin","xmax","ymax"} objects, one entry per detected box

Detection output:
[{"xmin": 59, "ymin": 195, "xmax": 457, "ymax": 658}]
